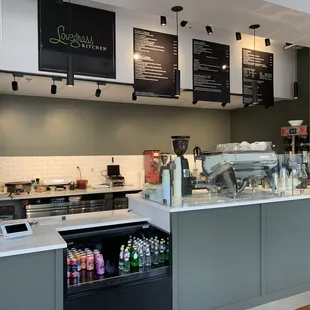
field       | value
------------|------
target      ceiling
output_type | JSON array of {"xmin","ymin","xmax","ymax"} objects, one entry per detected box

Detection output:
[
  {"xmin": 263, "ymin": 0, "xmax": 310, "ymax": 14},
  {"xmin": 89, "ymin": 0, "xmax": 310, "ymax": 47},
  {"xmin": 0, "ymin": 72, "xmax": 244, "ymax": 110}
]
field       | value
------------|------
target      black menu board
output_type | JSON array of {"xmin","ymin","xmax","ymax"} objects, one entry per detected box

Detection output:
[
  {"xmin": 192, "ymin": 39, "xmax": 230, "ymax": 103},
  {"xmin": 133, "ymin": 28, "xmax": 178, "ymax": 98},
  {"xmin": 242, "ymin": 48, "xmax": 274, "ymax": 107},
  {"xmin": 38, "ymin": 0, "xmax": 116, "ymax": 78}
]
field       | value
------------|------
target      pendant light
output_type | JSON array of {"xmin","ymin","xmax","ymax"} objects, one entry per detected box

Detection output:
[
  {"xmin": 67, "ymin": 0, "xmax": 74, "ymax": 87},
  {"xmin": 171, "ymin": 5, "xmax": 182, "ymax": 97},
  {"xmin": 249, "ymin": 24, "xmax": 260, "ymax": 106}
]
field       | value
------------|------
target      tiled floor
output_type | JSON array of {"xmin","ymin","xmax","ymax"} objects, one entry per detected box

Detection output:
[{"xmin": 248, "ymin": 292, "xmax": 310, "ymax": 310}]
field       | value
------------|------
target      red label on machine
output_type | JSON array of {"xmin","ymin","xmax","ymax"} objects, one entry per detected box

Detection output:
[{"xmin": 281, "ymin": 125, "xmax": 308, "ymax": 137}]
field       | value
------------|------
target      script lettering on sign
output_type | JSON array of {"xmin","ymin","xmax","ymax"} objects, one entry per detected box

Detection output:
[{"xmin": 38, "ymin": 0, "xmax": 116, "ymax": 78}]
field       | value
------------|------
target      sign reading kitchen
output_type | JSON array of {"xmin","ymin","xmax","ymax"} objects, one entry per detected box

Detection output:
[
  {"xmin": 38, "ymin": 0, "xmax": 116, "ymax": 78},
  {"xmin": 242, "ymin": 48, "xmax": 274, "ymax": 107},
  {"xmin": 133, "ymin": 28, "xmax": 178, "ymax": 98},
  {"xmin": 193, "ymin": 39, "xmax": 230, "ymax": 103}
]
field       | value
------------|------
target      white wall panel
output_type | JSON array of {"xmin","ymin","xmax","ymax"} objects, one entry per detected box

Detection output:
[{"xmin": 0, "ymin": 0, "xmax": 296, "ymax": 99}]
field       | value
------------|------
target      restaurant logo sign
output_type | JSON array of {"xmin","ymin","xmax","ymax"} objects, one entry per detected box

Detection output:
[
  {"xmin": 38, "ymin": 0, "xmax": 116, "ymax": 78},
  {"xmin": 49, "ymin": 25, "xmax": 107, "ymax": 51}
]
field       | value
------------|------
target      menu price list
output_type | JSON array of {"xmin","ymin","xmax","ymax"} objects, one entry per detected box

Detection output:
[
  {"xmin": 242, "ymin": 48, "xmax": 274, "ymax": 107},
  {"xmin": 192, "ymin": 39, "xmax": 230, "ymax": 103},
  {"xmin": 133, "ymin": 28, "xmax": 178, "ymax": 98}
]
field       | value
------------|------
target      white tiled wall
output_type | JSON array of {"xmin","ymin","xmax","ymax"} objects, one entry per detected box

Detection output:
[
  {"xmin": 0, "ymin": 154, "xmax": 202, "ymax": 186},
  {"xmin": 0, "ymin": 156, "xmax": 144, "ymax": 187}
]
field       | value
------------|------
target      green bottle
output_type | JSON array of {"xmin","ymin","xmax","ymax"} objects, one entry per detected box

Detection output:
[
  {"xmin": 130, "ymin": 246, "xmax": 139, "ymax": 269},
  {"xmin": 165, "ymin": 241, "xmax": 170, "ymax": 262}
]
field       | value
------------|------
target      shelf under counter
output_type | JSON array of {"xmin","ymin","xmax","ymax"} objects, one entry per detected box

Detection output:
[{"xmin": 67, "ymin": 264, "xmax": 170, "ymax": 296}]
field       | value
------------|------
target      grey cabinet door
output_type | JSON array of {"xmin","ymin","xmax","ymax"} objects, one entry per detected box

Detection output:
[
  {"xmin": 66, "ymin": 277, "xmax": 172, "ymax": 310},
  {"xmin": 0, "ymin": 250, "xmax": 63, "ymax": 310}
]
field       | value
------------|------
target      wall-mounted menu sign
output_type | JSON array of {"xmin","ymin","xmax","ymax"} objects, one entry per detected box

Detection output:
[
  {"xmin": 133, "ymin": 28, "xmax": 178, "ymax": 98},
  {"xmin": 38, "ymin": 0, "xmax": 116, "ymax": 78},
  {"xmin": 192, "ymin": 39, "xmax": 230, "ymax": 103},
  {"xmin": 242, "ymin": 48, "xmax": 274, "ymax": 107}
]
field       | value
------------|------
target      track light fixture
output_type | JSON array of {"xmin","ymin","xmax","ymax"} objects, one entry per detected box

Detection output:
[
  {"xmin": 171, "ymin": 6, "xmax": 183, "ymax": 97},
  {"xmin": 67, "ymin": 54, "xmax": 74, "ymax": 87},
  {"xmin": 51, "ymin": 80, "xmax": 57, "ymax": 95},
  {"xmin": 192, "ymin": 100, "xmax": 198, "ymax": 105},
  {"xmin": 294, "ymin": 82, "xmax": 298, "ymax": 99},
  {"xmin": 221, "ymin": 102, "xmax": 227, "ymax": 107},
  {"xmin": 180, "ymin": 20, "xmax": 188, "ymax": 27},
  {"xmin": 66, "ymin": 0, "xmax": 74, "ymax": 87},
  {"xmin": 11, "ymin": 76, "xmax": 18, "ymax": 91},
  {"xmin": 95, "ymin": 84, "xmax": 101, "ymax": 98},
  {"xmin": 235, "ymin": 32, "xmax": 242, "ymax": 41},
  {"xmin": 160, "ymin": 16, "xmax": 167, "ymax": 26},
  {"xmin": 132, "ymin": 92, "xmax": 137, "ymax": 101},
  {"xmin": 265, "ymin": 38, "xmax": 271, "ymax": 47},
  {"xmin": 249, "ymin": 24, "xmax": 260, "ymax": 106},
  {"xmin": 206, "ymin": 26, "xmax": 213, "ymax": 35}
]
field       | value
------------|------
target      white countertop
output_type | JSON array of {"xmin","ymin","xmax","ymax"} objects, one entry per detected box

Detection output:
[
  {"xmin": 0, "ymin": 186, "xmax": 141, "ymax": 201},
  {"xmin": 128, "ymin": 190, "xmax": 310, "ymax": 213},
  {"xmin": 0, "ymin": 210, "xmax": 149, "ymax": 258}
]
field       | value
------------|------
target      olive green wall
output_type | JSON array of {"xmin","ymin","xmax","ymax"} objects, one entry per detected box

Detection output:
[
  {"xmin": 0, "ymin": 94, "xmax": 230, "ymax": 156},
  {"xmin": 230, "ymin": 48, "xmax": 310, "ymax": 152}
]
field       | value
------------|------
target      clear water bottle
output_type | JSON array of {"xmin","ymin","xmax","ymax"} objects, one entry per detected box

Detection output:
[
  {"xmin": 145, "ymin": 247, "xmax": 152, "ymax": 267},
  {"xmin": 159, "ymin": 241, "xmax": 165, "ymax": 263},
  {"xmin": 150, "ymin": 240, "xmax": 155, "ymax": 262},
  {"xmin": 119, "ymin": 246, "xmax": 124, "ymax": 270},
  {"xmin": 139, "ymin": 246, "xmax": 145, "ymax": 267},
  {"xmin": 123, "ymin": 249, "xmax": 130, "ymax": 273},
  {"xmin": 153, "ymin": 242, "xmax": 159, "ymax": 265}
]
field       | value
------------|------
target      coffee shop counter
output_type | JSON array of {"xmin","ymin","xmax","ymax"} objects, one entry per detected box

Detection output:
[
  {"xmin": 0, "ymin": 210, "xmax": 150, "ymax": 310},
  {"xmin": 128, "ymin": 192, "xmax": 310, "ymax": 310},
  {"xmin": 0, "ymin": 210, "xmax": 148, "ymax": 258}
]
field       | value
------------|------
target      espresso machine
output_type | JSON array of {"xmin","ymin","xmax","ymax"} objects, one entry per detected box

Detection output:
[
  {"xmin": 171, "ymin": 136, "xmax": 192, "ymax": 197},
  {"xmin": 198, "ymin": 150, "xmax": 278, "ymax": 197}
]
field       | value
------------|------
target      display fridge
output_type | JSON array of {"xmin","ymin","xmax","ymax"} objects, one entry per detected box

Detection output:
[{"xmin": 60, "ymin": 221, "xmax": 172, "ymax": 310}]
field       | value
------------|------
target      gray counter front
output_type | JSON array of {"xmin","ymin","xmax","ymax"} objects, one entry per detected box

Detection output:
[
  {"xmin": 129, "ymin": 195, "xmax": 310, "ymax": 310},
  {"xmin": 0, "ymin": 249, "xmax": 64, "ymax": 310}
]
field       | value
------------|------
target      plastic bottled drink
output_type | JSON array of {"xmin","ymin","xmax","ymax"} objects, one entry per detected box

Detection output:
[
  {"xmin": 153, "ymin": 242, "xmax": 159, "ymax": 265},
  {"xmin": 128, "ymin": 241, "xmax": 132, "ymax": 254},
  {"xmin": 123, "ymin": 249, "xmax": 130, "ymax": 273},
  {"xmin": 159, "ymin": 241, "xmax": 165, "ymax": 264},
  {"xmin": 145, "ymin": 247, "xmax": 152, "ymax": 267},
  {"xmin": 150, "ymin": 240, "xmax": 155, "ymax": 262},
  {"xmin": 138, "ymin": 246, "xmax": 145, "ymax": 267},
  {"xmin": 119, "ymin": 247, "xmax": 124, "ymax": 270}
]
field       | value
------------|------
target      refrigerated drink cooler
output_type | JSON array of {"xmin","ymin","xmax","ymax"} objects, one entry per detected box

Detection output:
[{"xmin": 61, "ymin": 222, "xmax": 172, "ymax": 310}]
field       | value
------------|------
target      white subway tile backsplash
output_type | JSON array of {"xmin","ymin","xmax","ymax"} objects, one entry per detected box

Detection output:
[
  {"xmin": 0, "ymin": 154, "xmax": 201, "ymax": 187},
  {"xmin": 0, "ymin": 155, "xmax": 145, "ymax": 188}
]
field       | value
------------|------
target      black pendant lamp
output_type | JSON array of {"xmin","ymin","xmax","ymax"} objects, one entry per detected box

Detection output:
[
  {"xmin": 171, "ymin": 5, "xmax": 182, "ymax": 97},
  {"xmin": 249, "ymin": 24, "xmax": 260, "ymax": 105},
  {"xmin": 67, "ymin": 0, "xmax": 74, "ymax": 87}
]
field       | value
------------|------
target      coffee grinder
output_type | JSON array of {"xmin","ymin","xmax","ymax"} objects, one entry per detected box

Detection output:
[{"xmin": 171, "ymin": 136, "xmax": 192, "ymax": 197}]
